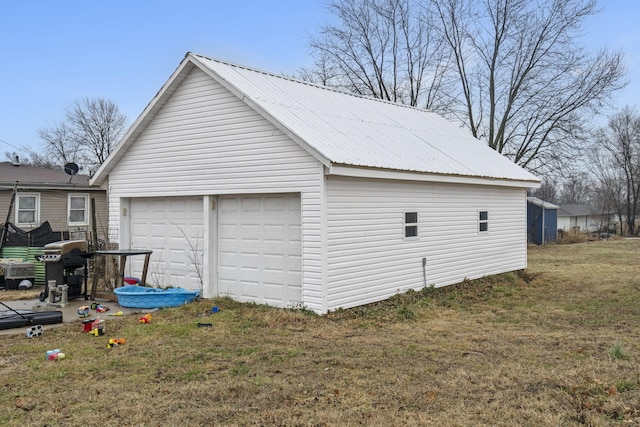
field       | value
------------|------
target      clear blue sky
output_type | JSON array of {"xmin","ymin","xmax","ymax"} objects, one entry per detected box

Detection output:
[{"xmin": 0, "ymin": 1, "xmax": 638, "ymax": 156}]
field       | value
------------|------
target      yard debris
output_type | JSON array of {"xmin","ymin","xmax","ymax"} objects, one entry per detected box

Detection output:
[
  {"xmin": 46, "ymin": 349, "xmax": 64, "ymax": 360},
  {"xmin": 89, "ymin": 318, "xmax": 105, "ymax": 336},
  {"xmin": 95, "ymin": 305, "xmax": 110, "ymax": 313},
  {"xmin": 25, "ymin": 324, "xmax": 42, "ymax": 338},
  {"xmin": 107, "ymin": 337, "xmax": 126, "ymax": 348},
  {"xmin": 197, "ymin": 323, "xmax": 212, "ymax": 328}
]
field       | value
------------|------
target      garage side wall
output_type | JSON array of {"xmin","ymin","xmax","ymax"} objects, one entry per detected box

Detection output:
[
  {"xmin": 325, "ymin": 176, "xmax": 527, "ymax": 311},
  {"xmin": 105, "ymin": 67, "xmax": 325, "ymax": 311}
]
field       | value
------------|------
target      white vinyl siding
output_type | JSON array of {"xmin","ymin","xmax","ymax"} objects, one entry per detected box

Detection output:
[
  {"xmin": 106, "ymin": 67, "xmax": 325, "ymax": 312},
  {"xmin": 325, "ymin": 176, "xmax": 527, "ymax": 311}
]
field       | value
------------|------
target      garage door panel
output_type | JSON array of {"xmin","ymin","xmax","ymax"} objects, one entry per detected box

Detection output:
[
  {"xmin": 130, "ymin": 197, "xmax": 204, "ymax": 290},
  {"xmin": 218, "ymin": 194, "xmax": 302, "ymax": 308}
]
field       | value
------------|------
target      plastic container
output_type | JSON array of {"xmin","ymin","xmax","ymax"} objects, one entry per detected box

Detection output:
[{"xmin": 114, "ymin": 285, "xmax": 199, "ymax": 309}]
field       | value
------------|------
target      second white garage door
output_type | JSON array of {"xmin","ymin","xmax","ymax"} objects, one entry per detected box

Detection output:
[{"xmin": 217, "ymin": 194, "xmax": 302, "ymax": 308}]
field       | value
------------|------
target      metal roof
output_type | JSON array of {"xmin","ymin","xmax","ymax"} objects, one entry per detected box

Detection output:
[
  {"xmin": 527, "ymin": 197, "xmax": 559, "ymax": 209},
  {"xmin": 92, "ymin": 53, "xmax": 540, "ymax": 186},
  {"xmin": 191, "ymin": 54, "xmax": 539, "ymax": 184}
]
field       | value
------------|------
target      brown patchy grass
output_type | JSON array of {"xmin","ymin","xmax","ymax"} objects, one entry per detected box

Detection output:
[
  {"xmin": 1, "ymin": 288, "xmax": 42, "ymax": 301},
  {"xmin": 2, "ymin": 240, "xmax": 640, "ymax": 426}
]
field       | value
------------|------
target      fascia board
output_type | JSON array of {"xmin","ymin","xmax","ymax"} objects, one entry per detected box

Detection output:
[
  {"xmin": 327, "ymin": 164, "xmax": 541, "ymax": 189},
  {"xmin": 0, "ymin": 184, "xmax": 101, "ymax": 191}
]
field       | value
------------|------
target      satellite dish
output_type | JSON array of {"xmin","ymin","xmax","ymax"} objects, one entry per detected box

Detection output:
[{"xmin": 64, "ymin": 162, "xmax": 79, "ymax": 176}]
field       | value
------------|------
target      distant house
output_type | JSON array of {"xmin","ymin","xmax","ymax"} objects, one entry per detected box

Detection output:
[
  {"xmin": 557, "ymin": 204, "xmax": 613, "ymax": 234},
  {"xmin": 0, "ymin": 160, "xmax": 108, "ymax": 245},
  {"xmin": 527, "ymin": 197, "xmax": 558, "ymax": 245},
  {"xmin": 90, "ymin": 52, "xmax": 540, "ymax": 314}
]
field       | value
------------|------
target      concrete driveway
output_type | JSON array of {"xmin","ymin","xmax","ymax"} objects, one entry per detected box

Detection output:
[{"xmin": 0, "ymin": 296, "xmax": 144, "ymax": 336}]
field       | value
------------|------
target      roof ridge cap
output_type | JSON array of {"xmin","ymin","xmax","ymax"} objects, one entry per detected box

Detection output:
[{"xmin": 188, "ymin": 52, "xmax": 435, "ymax": 115}]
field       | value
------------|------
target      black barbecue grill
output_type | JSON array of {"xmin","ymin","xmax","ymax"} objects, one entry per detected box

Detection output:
[{"xmin": 36, "ymin": 240, "xmax": 94, "ymax": 302}]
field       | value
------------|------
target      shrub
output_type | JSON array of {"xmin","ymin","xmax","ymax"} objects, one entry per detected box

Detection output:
[{"xmin": 557, "ymin": 229, "xmax": 588, "ymax": 244}]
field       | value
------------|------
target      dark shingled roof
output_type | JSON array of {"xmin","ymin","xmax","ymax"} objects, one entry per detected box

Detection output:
[
  {"xmin": 0, "ymin": 162, "xmax": 92, "ymax": 189},
  {"xmin": 557, "ymin": 204, "xmax": 595, "ymax": 217}
]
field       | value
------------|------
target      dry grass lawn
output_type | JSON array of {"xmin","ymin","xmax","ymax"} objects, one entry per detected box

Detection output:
[{"xmin": 2, "ymin": 239, "xmax": 640, "ymax": 426}]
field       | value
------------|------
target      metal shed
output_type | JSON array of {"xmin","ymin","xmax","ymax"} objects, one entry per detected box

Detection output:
[{"xmin": 527, "ymin": 197, "xmax": 558, "ymax": 245}]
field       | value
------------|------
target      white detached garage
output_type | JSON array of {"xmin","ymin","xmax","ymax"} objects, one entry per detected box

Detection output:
[{"xmin": 91, "ymin": 52, "xmax": 540, "ymax": 314}]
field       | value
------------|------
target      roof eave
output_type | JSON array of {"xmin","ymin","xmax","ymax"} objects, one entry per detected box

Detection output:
[
  {"xmin": 327, "ymin": 164, "xmax": 541, "ymax": 188},
  {"xmin": 0, "ymin": 183, "xmax": 100, "ymax": 191}
]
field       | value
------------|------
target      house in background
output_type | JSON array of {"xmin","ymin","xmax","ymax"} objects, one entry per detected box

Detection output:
[
  {"xmin": 91, "ymin": 52, "xmax": 540, "ymax": 314},
  {"xmin": 527, "ymin": 197, "xmax": 558, "ymax": 245},
  {"xmin": 0, "ymin": 160, "xmax": 108, "ymax": 245},
  {"xmin": 557, "ymin": 204, "xmax": 614, "ymax": 234}
]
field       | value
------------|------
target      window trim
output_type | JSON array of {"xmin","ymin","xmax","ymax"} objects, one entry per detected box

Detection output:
[
  {"xmin": 68, "ymin": 193, "xmax": 90, "ymax": 226},
  {"xmin": 478, "ymin": 210, "xmax": 489, "ymax": 233},
  {"xmin": 404, "ymin": 211, "xmax": 418, "ymax": 239},
  {"xmin": 15, "ymin": 193, "xmax": 40, "ymax": 227}
]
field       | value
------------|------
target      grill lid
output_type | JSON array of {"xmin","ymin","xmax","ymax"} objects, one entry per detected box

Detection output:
[{"xmin": 43, "ymin": 240, "xmax": 88, "ymax": 254}]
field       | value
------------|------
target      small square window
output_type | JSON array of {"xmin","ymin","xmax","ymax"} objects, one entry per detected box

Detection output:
[
  {"xmin": 479, "ymin": 211, "xmax": 489, "ymax": 232},
  {"xmin": 68, "ymin": 194, "xmax": 89, "ymax": 226},
  {"xmin": 16, "ymin": 194, "xmax": 40, "ymax": 226},
  {"xmin": 405, "ymin": 211, "xmax": 418, "ymax": 238}
]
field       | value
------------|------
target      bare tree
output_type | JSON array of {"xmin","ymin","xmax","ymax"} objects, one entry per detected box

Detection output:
[
  {"xmin": 295, "ymin": 52, "xmax": 340, "ymax": 86},
  {"xmin": 67, "ymin": 98, "xmax": 127, "ymax": 168},
  {"xmin": 530, "ymin": 179, "xmax": 558, "ymax": 204},
  {"xmin": 309, "ymin": 0, "xmax": 625, "ymax": 173},
  {"xmin": 307, "ymin": 0, "xmax": 453, "ymax": 111},
  {"xmin": 591, "ymin": 107, "xmax": 640, "ymax": 235},
  {"xmin": 37, "ymin": 98, "xmax": 127, "ymax": 173},
  {"xmin": 37, "ymin": 122, "xmax": 81, "ymax": 166},
  {"xmin": 431, "ymin": 0, "xmax": 625, "ymax": 173},
  {"xmin": 559, "ymin": 172, "xmax": 593, "ymax": 204}
]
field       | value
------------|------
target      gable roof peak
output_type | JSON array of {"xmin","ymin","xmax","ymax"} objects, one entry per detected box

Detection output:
[
  {"xmin": 188, "ymin": 52, "xmax": 431, "ymax": 114},
  {"xmin": 92, "ymin": 52, "xmax": 540, "ymax": 187}
]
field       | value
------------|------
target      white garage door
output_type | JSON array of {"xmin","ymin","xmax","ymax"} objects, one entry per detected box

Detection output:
[
  {"xmin": 217, "ymin": 194, "xmax": 302, "ymax": 308},
  {"xmin": 130, "ymin": 197, "xmax": 204, "ymax": 290}
]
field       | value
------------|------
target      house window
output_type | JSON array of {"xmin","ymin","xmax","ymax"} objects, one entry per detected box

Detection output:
[
  {"xmin": 405, "ymin": 211, "xmax": 418, "ymax": 238},
  {"xmin": 68, "ymin": 194, "xmax": 90, "ymax": 226},
  {"xmin": 16, "ymin": 193, "xmax": 40, "ymax": 226},
  {"xmin": 479, "ymin": 210, "xmax": 489, "ymax": 232}
]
